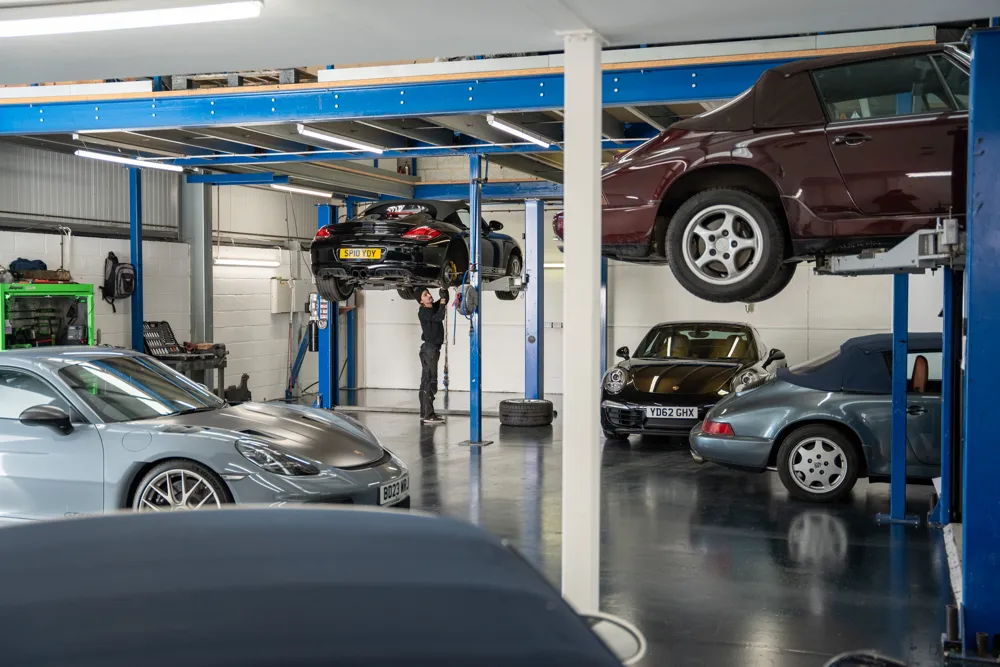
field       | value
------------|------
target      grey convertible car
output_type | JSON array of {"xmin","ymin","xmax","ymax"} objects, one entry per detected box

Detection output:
[
  {"xmin": 690, "ymin": 333, "xmax": 942, "ymax": 502},
  {"xmin": 0, "ymin": 347, "xmax": 409, "ymax": 523}
]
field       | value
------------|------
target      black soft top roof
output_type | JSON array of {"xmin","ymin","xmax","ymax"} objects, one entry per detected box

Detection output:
[
  {"xmin": 778, "ymin": 332, "xmax": 942, "ymax": 394},
  {"xmin": 672, "ymin": 44, "xmax": 946, "ymax": 133},
  {"xmin": 363, "ymin": 199, "xmax": 468, "ymax": 221}
]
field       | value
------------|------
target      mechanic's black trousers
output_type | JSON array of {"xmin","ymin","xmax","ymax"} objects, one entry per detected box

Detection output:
[{"xmin": 419, "ymin": 342, "xmax": 441, "ymax": 418}]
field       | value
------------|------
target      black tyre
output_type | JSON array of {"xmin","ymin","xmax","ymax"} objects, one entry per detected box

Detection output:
[
  {"xmin": 665, "ymin": 188, "xmax": 786, "ymax": 303},
  {"xmin": 776, "ymin": 425, "xmax": 860, "ymax": 503},
  {"xmin": 603, "ymin": 429, "xmax": 629, "ymax": 442},
  {"xmin": 316, "ymin": 273, "xmax": 354, "ymax": 302},
  {"xmin": 744, "ymin": 261, "xmax": 797, "ymax": 303},
  {"xmin": 397, "ymin": 287, "xmax": 417, "ymax": 301},
  {"xmin": 498, "ymin": 398, "xmax": 553, "ymax": 426},
  {"xmin": 496, "ymin": 251, "xmax": 522, "ymax": 301},
  {"xmin": 440, "ymin": 242, "xmax": 466, "ymax": 287},
  {"xmin": 132, "ymin": 459, "xmax": 231, "ymax": 512}
]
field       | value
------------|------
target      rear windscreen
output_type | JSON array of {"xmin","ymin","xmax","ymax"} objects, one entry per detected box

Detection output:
[{"xmin": 358, "ymin": 203, "xmax": 436, "ymax": 220}]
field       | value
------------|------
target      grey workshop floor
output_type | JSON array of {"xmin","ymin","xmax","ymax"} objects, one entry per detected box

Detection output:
[{"xmin": 335, "ymin": 389, "xmax": 949, "ymax": 667}]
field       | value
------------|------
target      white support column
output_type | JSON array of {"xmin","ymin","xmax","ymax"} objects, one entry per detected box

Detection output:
[{"xmin": 561, "ymin": 29, "xmax": 603, "ymax": 613}]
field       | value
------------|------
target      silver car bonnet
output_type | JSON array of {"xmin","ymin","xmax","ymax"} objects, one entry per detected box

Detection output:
[{"xmin": 149, "ymin": 403, "xmax": 385, "ymax": 469}]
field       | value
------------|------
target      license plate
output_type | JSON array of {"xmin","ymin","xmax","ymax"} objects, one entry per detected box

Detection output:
[
  {"xmin": 379, "ymin": 475, "xmax": 410, "ymax": 506},
  {"xmin": 339, "ymin": 247, "xmax": 382, "ymax": 260},
  {"xmin": 645, "ymin": 406, "xmax": 698, "ymax": 419}
]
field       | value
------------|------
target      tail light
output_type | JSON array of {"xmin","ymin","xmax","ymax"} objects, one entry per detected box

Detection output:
[
  {"xmin": 702, "ymin": 420, "xmax": 734, "ymax": 437},
  {"xmin": 315, "ymin": 226, "xmax": 331, "ymax": 240},
  {"xmin": 402, "ymin": 226, "xmax": 442, "ymax": 241}
]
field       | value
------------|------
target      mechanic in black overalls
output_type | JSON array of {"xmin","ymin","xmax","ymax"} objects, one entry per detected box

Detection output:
[{"xmin": 417, "ymin": 287, "xmax": 448, "ymax": 424}]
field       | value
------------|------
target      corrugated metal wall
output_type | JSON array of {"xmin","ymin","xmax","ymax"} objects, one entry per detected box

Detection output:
[{"xmin": 0, "ymin": 143, "xmax": 178, "ymax": 232}]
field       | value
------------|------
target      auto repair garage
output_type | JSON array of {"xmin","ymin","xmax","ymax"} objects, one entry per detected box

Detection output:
[{"xmin": 0, "ymin": 2, "xmax": 997, "ymax": 665}]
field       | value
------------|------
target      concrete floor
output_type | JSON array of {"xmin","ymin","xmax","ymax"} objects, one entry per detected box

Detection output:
[{"xmin": 337, "ymin": 389, "xmax": 950, "ymax": 667}]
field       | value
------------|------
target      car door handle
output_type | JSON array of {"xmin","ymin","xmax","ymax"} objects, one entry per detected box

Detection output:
[
  {"xmin": 906, "ymin": 405, "xmax": 926, "ymax": 416},
  {"xmin": 832, "ymin": 133, "xmax": 873, "ymax": 147}
]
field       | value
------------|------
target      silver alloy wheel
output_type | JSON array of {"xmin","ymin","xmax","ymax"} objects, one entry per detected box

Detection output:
[
  {"xmin": 509, "ymin": 255, "xmax": 522, "ymax": 276},
  {"xmin": 138, "ymin": 469, "xmax": 222, "ymax": 512},
  {"xmin": 787, "ymin": 436, "xmax": 848, "ymax": 494},
  {"xmin": 680, "ymin": 204, "xmax": 763, "ymax": 286}
]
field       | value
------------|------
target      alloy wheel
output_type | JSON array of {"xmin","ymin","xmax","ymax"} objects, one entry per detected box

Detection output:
[
  {"xmin": 681, "ymin": 204, "xmax": 763, "ymax": 286},
  {"xmin": 138, "ymin": 469, "xmax": 222, "ymax": 512},
  {"xmin": 787, "ymin": 437, "xmax": 848, "ymax": 494}
]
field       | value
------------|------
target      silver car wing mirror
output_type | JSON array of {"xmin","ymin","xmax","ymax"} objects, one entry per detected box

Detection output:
[{"xmin": 580, "ymin": 611, "xmax": 647, "ymax": 665}]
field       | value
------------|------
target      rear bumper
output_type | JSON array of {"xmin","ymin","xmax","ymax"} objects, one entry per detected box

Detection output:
[
  {"xmin": 312, "ymin": 241, "xmax": 448, "ymax": 285},
  {"xmin": 688, "ymin": 425, "xmax": 774, "ymax": 472},
  {"xmin": 553, "ymin": 203, "xmax": 658, "ymax": 257}
]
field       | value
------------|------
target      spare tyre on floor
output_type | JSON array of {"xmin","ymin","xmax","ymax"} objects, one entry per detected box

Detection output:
[{"xmin": 498, "ymin": 398, "xmax": 554, "ymax": 426}]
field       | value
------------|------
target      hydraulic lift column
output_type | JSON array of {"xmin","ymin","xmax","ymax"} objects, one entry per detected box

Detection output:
[
  {"xmin": 129, "ymin": 168, "xmax": 144, "ymax": 353},
  {"xmin": 317, "ymin": 204, "xmax": 339, "ymax": 409}
]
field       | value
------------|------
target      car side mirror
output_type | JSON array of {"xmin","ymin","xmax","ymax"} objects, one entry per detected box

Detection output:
[
  {"xmin": 19, "ymin": 405, "xmax": 74, "ymax": 435},
  {"xmin": 616, "ymin": 346, "xmax": 630, "ymax": 360},
  {"xmin": 764, "ymin": 348, "xmax": 786, "ymax": 368},
  {"xmin": 488, "ymin": 220, "xmax": 504, "ymax": 231},
  {"xmin": 581, "ymin": 612, "xmax": 647, "ymax": 665}
]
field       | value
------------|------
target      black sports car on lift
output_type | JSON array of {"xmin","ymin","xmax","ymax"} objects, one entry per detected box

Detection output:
[
  {"xmin": 601, "ymin": 321, "xmax": 787, "ymax": 441},
  {"xmin": 311, "ymin": 199, "xmax": 523, "ymax": 302}
]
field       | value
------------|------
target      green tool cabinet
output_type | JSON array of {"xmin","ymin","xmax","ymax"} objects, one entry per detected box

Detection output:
[{"xmin": 1, "ymin": 283, "xmax": 96, "ymax": 351}]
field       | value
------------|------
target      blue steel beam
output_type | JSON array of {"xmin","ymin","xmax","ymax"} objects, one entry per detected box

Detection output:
[
  {"xmin": 524, "ymin": 199, "xmax": 544, "ymax": 400},
  {"xmin": 962, "ymin": 27, "xmax": 1000, "ymax": 649},
  {"xmin": 343, "ymin": 195, "xmax": 364, "ymax": 403},
  {"xmin": 186, "ymin": 173, "xmax": 289, "ymax": 185},
  {"xmin": 169, "ymin": 138, "xmax": 645, "ymax": 168},
  {"xmin": 469, "ymin": 154, "xmax": 484, "ymax": 444},
  {"xmin": 417, "ymin": 180, "xmax": 563, "ymax": 201},
  {"xmin": 877, "ymin": 274, "xmax": 918, "ymax": 526},
  {"xmin": 0, "ymin": 60, "xmax": 789, "ymax": 135},
  {"xmin": 316, "ymin": 204, "xmax": 338, "ymax": 409},
  {"xmin": 129, "ymin": 168, "xmax": 144, "ymax": 353}
]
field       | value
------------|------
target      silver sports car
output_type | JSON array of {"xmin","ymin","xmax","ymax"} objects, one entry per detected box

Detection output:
[
  {"xmin": 689, "ymin": 333, "xmax": 942, "ymax": 503},
  {"xmin": 0, "ymin": 347, "xmax": 409, "ymax": 523}
]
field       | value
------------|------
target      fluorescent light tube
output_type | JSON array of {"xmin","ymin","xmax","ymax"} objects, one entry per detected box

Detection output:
[
  {"xmin": 0, "ymin": 1, "xmax": 263, "ymax": 38},
  {"xmin": 214, "ymin": 258, "xmax": 281, "ymax": 268},
  {"xmin": 543, "ymin": 263, "xmax": 565, "ymax": 269},
  {"xmin": 906, "ymin": 171, "xmax": 952, "ymax": 178},
  {"xmin": 270, "ymin": 183, "xmax": 333, "ymax": 198},
  {"xmin": 74, "ymin": 149, "xmax": 184, "ymax": 173},
  {"xmin": 296, "ymin": 124, "xmax": 386, "ymax": 154},
  {"xmin": 486, "ymin": 114, "xmax": 551, "ymax": 148}
]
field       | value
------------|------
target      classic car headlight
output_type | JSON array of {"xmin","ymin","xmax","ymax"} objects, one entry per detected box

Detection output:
[
  {"xmin": 604, "ymin": 368, "xmax": 627, "ymax": 394},
  {"xmin": 731, "ymin": 369, "xmax": 759, "ymax": 392},
  {"xmin": 236, "ymin": 440, "xmax": 320, "ymax": 476}
]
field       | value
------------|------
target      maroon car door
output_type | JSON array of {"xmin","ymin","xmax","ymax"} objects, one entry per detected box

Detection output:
[{"xmin": 813, "ymin": 53, "xmax": 965, "ymax": 218}]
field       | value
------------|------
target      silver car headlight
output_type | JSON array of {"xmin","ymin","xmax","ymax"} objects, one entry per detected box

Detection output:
[
  {"xmin": 236, "ymin": 440, "xmax": 320, "ymax": 476},
  {"xmin": 604, "ymin": 368, "xmax": 627, "ymax": 395},
  {"xmin": 732, "ymin": 369, "xmax": 759, "ymax": 392}
]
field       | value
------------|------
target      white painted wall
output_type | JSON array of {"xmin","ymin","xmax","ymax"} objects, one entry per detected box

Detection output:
[{"xmin": 0, "ymin": 230, "xmax": 189, "ymax": 349}]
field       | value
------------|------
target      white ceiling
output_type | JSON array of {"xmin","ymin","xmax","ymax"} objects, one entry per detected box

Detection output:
[{"xmin": 0, "ymin": 0, "xmax": 997, "ymax": 85}]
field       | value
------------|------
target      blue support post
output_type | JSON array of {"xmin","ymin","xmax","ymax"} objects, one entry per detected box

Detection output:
[
  {"xmin": 465, "ymin": 154, "xmax": 487, "ymax": 445},
  {"xmin": 877, "ymin": 274, "xmax": 919, "ymax": 526},
  {"xmin": 317, "ymin": 205, "xmax": 339, "ymax": 409},
  {"xmin": 343, "ymin": 196, "xmax": 362, "ymax": 404},
  {"xmin": 128, "ymin": 168, "xmax": 144, "ymax": 353},
  {"xmin": 932, "ymin": 267, "xmax": 962, "ymax": 525},
  {"xmin": 600, "ymin": 258, "xmax": 608, "ymax": 374},
  {"xmin": 962, "ymin": 28, "xmax": 1000, "ymax": 648},
  {"xmin": 524, "ymin": 199, "xmax": 544, "ymax": 400}
]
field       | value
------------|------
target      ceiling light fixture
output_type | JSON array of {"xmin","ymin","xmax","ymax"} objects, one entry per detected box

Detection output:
[
  {"xmin": 296, "ymin": 124, "xmax": 386, "ymax": 154},
  {"xmin": 74, "ymin": 149, "xmax": 185, "ymax": 173},
  {"xmin": 543, "ymin": 263, "xmax": 565, "ymax": 269},
  {"xmin": 270, "ymin": 183, "xmax": 333, "ymax": 199},
  {"xmin": 213, "ymin": 258, "xmax": 280, "ymax": 268},
  {"xmin": 486, "ymin": 114, "xmax": 551, "ymax": 148},
  {"xmin": 0, "ymin": 1, "xmax": 264, "ymax": 38}
]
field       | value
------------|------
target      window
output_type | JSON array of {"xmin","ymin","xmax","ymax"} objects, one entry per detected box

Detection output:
[
  {"xmin": 813, "ymin": 55, "xmax": 953, "ymax": 121},
  {"xmin": 58, "ymin": 356, "xmax": 224, "ymax": 423},
  {"xmin": 879, "ymin": 351, "xmax": 943, "ymax": 394},
  {"xmin": 633, "ymin": 324, "xmax": 757, "ymax": 362},
  {"xmin": 453, "ymin": 209, "xmax": 471, "ymax": 228},
  {"xmin": 0, "ymin": 369, "xmax": 71, "ymax": 420},
  {"xmin": 932, "ymin": 54, "xmax": 969, "ymax": 110}
]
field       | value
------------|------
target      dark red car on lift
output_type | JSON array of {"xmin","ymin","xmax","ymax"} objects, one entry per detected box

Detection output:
[{"xmin": 554, "ymin": 44, "xmax": 970, "ymax": 303}]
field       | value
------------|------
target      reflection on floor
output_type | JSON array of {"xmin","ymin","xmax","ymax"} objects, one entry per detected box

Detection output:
[{"xmin": 337, "ymin": 389, "xmax": 947, "ymax": 667}]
